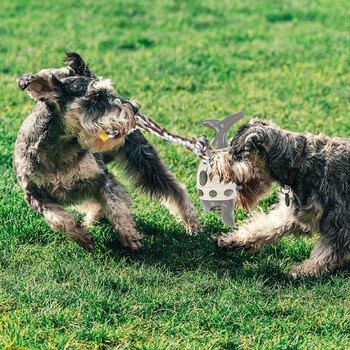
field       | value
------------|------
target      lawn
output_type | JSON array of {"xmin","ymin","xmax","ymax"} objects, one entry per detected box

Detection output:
[{"xmin": 0, "ymin": 0, "xmax": 350, "ymax": 348}]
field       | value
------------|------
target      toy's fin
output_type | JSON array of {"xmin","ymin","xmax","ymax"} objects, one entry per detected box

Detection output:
[{"xmin": 202, "ymin": 111, "xmax": 245, "ymax": 149}]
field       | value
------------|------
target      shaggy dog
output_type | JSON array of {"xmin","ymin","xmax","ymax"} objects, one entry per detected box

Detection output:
[
  {"xmin": 211, "ymin": 119, "xmax": 350, "ymax": 276},
  {"xmin": 13, "ymin": 53, "xmax": 201, "ymax": 251}
]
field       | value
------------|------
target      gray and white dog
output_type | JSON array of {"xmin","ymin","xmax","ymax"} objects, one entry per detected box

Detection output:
[
  {"xmin": 211, "ymin": 119, "xmax": 350, "ymax": 276},
  {"xmin": 13, "ymin": 53, "xmax": 201, "ymax": 252}
]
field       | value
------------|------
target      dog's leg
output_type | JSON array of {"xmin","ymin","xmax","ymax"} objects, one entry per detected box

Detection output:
[
  {"xmin": 97, "ymin": 173, "xmax": 142, "ymax": 251},
  {"xmin": 106, "ymin": 130, "xmax": 202, "ymax": 233},
  {"xmin": 73, "ymin": 201, "xmax": 104, "ymax": 227},
  {"xmin": 291, "ymin": 230, "xmax": 349, "ymax": 277},
  {"xmin": 25, "ymin": 191, "xmax": 95, "ymax": 251},
  {"xmin": 161, "ymin": 189, "xmax": 202, "ymax": 234},
  {"xmin": 212, "ymin": 203, "xmax": 302, "ymax": 251}
]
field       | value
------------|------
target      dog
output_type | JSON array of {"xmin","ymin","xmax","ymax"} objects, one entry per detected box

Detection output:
[
  {"xmin": 210, "ymin": 119, "xmax": 350, "ymax": 276},
  {"xmin": 13, "ymin": 52, "xmax": 201, "ymax": 252}
]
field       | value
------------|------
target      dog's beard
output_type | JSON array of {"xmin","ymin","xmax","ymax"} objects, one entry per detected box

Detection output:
[
  {"xmin": 65, "ymin": 103, "xmax": 136, "ymax": 152},
  {"xmin": 79, "ymin": 114, "xmax": 135, "ymax": 152},
  {"xmin": 211, "ymin": 152, "xmax": 272, "ymax": 210},
  {"xmin": 236, "ymin": 170, "xmax": 272, "ymax": 210},
  {"xmin": 78, "ymin": 130, "xmax": 127, "ymax": 153}
]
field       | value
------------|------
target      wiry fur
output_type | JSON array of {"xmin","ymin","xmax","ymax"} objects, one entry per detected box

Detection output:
[
  {"xmin": 211, "ymin": 118, "xmax": 350, "ymax": 276},
  {"xmin": 14, "ymin": 53, "xmax": 201, "ymax": 251}
]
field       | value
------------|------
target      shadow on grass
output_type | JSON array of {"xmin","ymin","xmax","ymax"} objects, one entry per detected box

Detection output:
[
  {"xmin": 96, "ymin": 216, "xmax": 350, "ymax": 287},
  {"xmin": 8, "ymin": 205, "xmax": 349, "ymax": 287}
]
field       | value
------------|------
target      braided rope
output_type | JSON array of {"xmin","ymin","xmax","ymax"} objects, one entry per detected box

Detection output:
[{"xmin": 100, "ymin": 113, "xmax": 211, "ymax": 163}]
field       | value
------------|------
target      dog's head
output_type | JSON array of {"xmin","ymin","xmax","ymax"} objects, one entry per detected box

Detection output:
[
  {"xmin": 230, "ymin": 118, "xmax": 306, "ymax": 181},
  {"xmin": 17, "ymin": 53, "xmax": 138, "ymax": 152},
  {"xmin": 229, "ymin": 119, "xmax": 278, "ymax": 163},
  {"xmin": 211, "ymin": 119, "xmax": 279, "ymax": 210}
]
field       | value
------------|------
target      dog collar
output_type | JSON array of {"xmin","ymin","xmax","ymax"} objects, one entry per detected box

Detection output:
[{"xmin": 281, "ymin": 137, "xmax": 306, "ymax": 206}]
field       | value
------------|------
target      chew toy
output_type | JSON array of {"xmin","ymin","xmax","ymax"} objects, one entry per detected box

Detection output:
[{"xmin": 196, "ymin": 112, "xmax": 245, "ymax": 226}]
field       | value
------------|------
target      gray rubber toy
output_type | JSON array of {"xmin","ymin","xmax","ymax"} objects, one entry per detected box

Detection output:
[
  {"xmin": 197, "ymin": 111, "xmax": 245, "ymax": 226},
  {"xmin": 202, "ymin": 111, "xmax": 245, "ymax": 149}
]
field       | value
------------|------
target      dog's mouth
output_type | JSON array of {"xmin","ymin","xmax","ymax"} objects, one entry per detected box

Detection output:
[
  {"xmin": 75, "ymin": 117, "xmax": 135, "ymax": 151},
  {"xmin": 63, "ymin": 97, "xmax": 138, "ymax": 152},
  {"xmin": 77, "ymin": 130, "xmax": 128, "ymax": 153},
  {"xmin": 99, "ymin": 128, "xmax": 131, "ymax": 142},
  {"xmin": 98, "ymin": 116, "xmax": 136, "ymax": 142}
]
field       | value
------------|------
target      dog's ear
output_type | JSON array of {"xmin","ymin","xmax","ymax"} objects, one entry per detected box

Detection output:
[
  {"xmin": 64, "ymin": 52, "xmax": 96, "ymax": 78},
  {"xmin": 17, "ymin": 72, "xmax": 63, "ymax": 101},
  {"xmin": 245, "ymin": 132, "xmax": 263, "ymax": 147},
  {"xmin": 242, "ymin": 128, "xmax": 269, "ymax": 153},
  {"xmin": 245, "ymin": 119, "xmax": 276, "ymax": 149}
]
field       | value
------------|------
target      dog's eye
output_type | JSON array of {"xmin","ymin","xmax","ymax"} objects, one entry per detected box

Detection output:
[{"xmin": 92, "ymin": 92, "xmax": 101, "ymax": 99}]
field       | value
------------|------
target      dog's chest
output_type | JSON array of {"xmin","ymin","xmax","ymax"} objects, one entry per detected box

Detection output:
[
  {"xmin": 294, "ymin": 198, "xmax": 324, "ymax": 232},
  {"xmin": 32, "ymin": 153, "xmax": 103, "ymax": 192}
]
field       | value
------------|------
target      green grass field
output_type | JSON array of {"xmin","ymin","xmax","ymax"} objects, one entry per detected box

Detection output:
[{"xmin": 1, "ymin": 0, "xmax": 350, "ymax": 348}]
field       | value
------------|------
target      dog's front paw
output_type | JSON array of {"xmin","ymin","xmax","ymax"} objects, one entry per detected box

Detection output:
[
  {"xmin": 72, "ymin": 226, "xmax": 95, "ymax": 252},
  {"xmin": 211, "ymin": 233, "xmax": 240, "ymax": 251},
  {"xmin": 290, "ymin": 264, "xmax": 320, "ymax": 278},
  {"xmin": 129, "ymin": 237, "xmax": 143, "ymax": 252},
  {"xmin": 122, "ymin": 231, "xmax": 143, "ymax": 252},
  {"xmin": 184, "ymin": 218, "xmax": 203, "ymax": 235}
]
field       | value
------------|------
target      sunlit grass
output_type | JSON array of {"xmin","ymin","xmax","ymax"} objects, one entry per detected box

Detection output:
[{"xmin": 0, "ymin": 0, "xmax": 349, "ymax": 348}]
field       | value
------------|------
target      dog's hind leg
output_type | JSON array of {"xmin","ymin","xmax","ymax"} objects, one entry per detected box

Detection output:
[
  {"xmin": 97, "ymin": 172, "xmax": 142, "ymax": 251},
  {"xmin": 25, "ymin": 190, "xmax": 95, "ymax": 251},
  {"xmin": 212, "ymin": 202, "xmax": 303, "ymax": 251},
  {"xmin": 105, "ymin": 130, "xmax": 202, "ymax": 234},
  {"xmin": 291, "ymin": 228, "xmax": 350, "ymax": 277}
]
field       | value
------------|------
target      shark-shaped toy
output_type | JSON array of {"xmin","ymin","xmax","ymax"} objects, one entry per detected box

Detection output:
[{"xmin": 196, "ymin": 111, "xmax": 245, "ymax": 226}]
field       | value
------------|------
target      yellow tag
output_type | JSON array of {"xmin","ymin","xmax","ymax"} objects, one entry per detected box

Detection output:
[{"xmin": 99, "ymin": 131, "xmax": 109, "ymax": 142}]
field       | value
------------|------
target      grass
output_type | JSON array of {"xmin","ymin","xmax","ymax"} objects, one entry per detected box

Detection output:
[{"xmin": 0, "ymin": 0, "xmax": 350, "ymax": 348}]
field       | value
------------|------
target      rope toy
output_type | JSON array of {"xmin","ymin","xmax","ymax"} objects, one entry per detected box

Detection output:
[{"xmin": 99, "ymin": 112, "xmax": 211, "ymax": 163}]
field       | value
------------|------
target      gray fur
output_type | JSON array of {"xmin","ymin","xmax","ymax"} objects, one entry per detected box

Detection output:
[
  {"xmin": 211, "ymin": 119, "xmax": 350, "ymax": 276},
  {"xmin": 13, "ymin": 53, "xmax": 201, "ymax": 251}
]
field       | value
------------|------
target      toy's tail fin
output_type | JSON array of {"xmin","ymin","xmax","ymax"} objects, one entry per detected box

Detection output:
[{"xmin": 202, "ymin": 111, "xmax": 245, "ymax": 149}]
